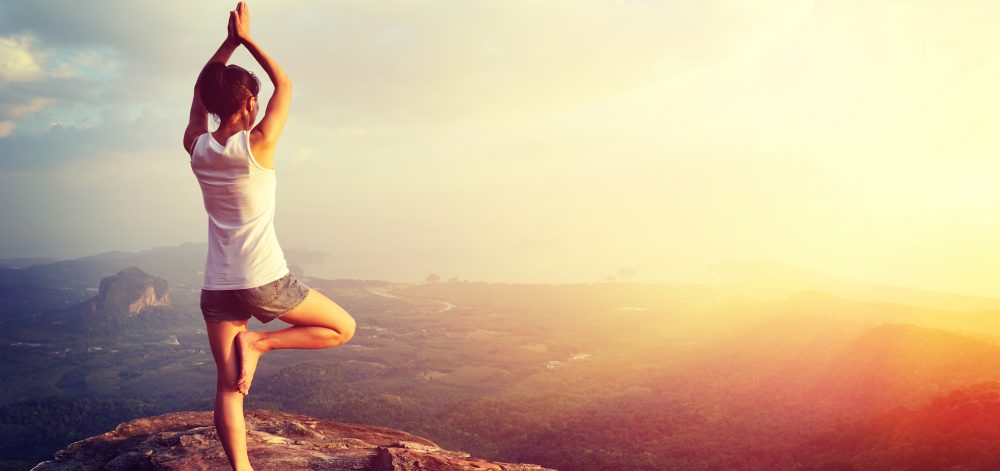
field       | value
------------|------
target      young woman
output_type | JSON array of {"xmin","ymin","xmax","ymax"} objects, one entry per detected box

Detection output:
[{"xmin": 183, "ymin": 2, "xmax": 357, "ymax": 470}]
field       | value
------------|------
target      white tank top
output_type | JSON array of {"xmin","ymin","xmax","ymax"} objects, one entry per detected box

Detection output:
[{"xmin": 189, "ymin": 129, "xmax": 290, "ymax": 290}]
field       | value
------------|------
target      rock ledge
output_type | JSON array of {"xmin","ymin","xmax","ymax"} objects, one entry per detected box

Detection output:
[{"xmin": 32, "ymin": 409, "xmax": 555, "ymax": 470}]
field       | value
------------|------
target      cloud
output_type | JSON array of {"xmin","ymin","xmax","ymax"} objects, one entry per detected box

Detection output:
[
  {"xmin": 0, "ymin": 34, "xmax": 45, "ymax": 82},
  {"xmin": 1, "ymin": 0, "xmax": 814, "ymax": 168},
  {"xmin": 0, "ymin": 1, "xmax": 168, "ymax": 59},
  {"xmin": 0, "ymin": 33, "xmax": 116, "ymax": 83},
  {"xmin": 0, "ymin": 121, "xmax": 13, "ymax": 138},
  {"xmin": 0, "ymin": 30, "xmax": 123, "ymax": 141},
  {"xmin": 0, "ymin": 0, "xmax": 180, "ymax": 145},
  {"xmin": 3, "ymin": 96, "xmax": 54, "ymax": 119},
  {"xmin": 0, "ymin": 103, "xmax": 175, "ymax": 171}
]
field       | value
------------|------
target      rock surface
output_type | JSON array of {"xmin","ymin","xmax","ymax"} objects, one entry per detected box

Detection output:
[{"xmin": 32, "ymin": 409, "xmax": 556, "ymax": 471}]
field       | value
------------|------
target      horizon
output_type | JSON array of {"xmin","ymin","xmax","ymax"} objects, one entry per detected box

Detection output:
[
  {"xmin": 2, "ymin": 1, "xmax": 998, "ymax": 297},
  {"xmin": 8, "ymin": 241, "xmax": 1000, "ymax": 309}
]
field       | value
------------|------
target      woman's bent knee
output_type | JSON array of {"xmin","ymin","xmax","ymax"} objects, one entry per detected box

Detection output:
[
  {"xmin": 327, "ymin": 324, "xmax": 354, "ymax": 347},
  {"xmin": 340, "ymin": 317, "xmax": 357, "ymax": 344}
]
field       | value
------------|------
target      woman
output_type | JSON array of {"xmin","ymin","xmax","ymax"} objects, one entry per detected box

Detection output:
[{"xmin": 183, "ymin": 3, "xmax": 357, "ymax": 470}]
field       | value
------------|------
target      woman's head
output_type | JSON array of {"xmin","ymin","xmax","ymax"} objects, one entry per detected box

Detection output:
[{"xmin": 197, "ymin": 62, "xmax": 260, "ymax": 129}]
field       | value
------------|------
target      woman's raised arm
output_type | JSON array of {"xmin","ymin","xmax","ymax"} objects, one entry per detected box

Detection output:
[
  {"xmin": 232, "ymin": 1, "xmax": 292, "ymax": 146},
  {"xmin": 183, "ymin": 18, "xmax": 240, "ymax": 156}
]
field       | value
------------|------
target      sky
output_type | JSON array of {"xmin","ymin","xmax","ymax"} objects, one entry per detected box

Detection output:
[{"xmin": 1, "ymin": 0, "xmax": 998, "ymax": 294}]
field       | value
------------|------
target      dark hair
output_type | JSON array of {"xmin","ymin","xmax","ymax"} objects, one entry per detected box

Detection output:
[{"xmin": 197, "ymin": 62, "xmax": 260, "ymax": 123}]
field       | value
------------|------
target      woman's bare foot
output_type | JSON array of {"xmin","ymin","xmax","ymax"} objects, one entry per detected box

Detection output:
[{"xmin": 235, "ymin": 330, "xmax": 265, "ymax": 396}]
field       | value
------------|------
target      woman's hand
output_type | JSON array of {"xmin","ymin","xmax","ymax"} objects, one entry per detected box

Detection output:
[
  {"xmin": 230, "ymin": 1, "xmax": 252, "ymax": 44},
  {"xmin": 225, "ymin": 7, "xmax": 240, "ymax": 47}
]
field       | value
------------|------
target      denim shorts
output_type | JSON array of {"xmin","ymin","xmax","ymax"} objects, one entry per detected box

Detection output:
[{"xmin": 200, "ymin": 271, "xmax": 311, "ymax": 324}]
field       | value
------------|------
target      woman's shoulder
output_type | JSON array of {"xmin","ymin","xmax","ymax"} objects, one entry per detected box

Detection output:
[
  {"xmin": 246, "ymin": 129, "xmax": 275, "ymax": 171},
  {"xmin": 187, "ymin": 130, "xmax": 208, "ymax": 158}
]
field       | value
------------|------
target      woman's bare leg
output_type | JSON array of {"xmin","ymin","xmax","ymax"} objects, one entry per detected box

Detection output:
[
  {"xmin": 235, "ymin": 288, "xmax": 356, "ymax": 395},
  {"xmin": 206, "ymin": 319, "xmax": 254, "ymax": 471}
]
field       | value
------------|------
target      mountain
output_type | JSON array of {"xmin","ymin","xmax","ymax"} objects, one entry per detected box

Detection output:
[
  {"xmin": 73, "ymin": 266, "xmax": 190, "ymax": 337},
  {"xmin": 0, "ymin": 257, "xmax": 58, "ymax": 269},
  {"xmin": 84, "ymin": 266, "xmax": 171, "ymax": 317},
  {"xmin": 31, "ymin": 409, "xmax": 555, "ymax": 471}
]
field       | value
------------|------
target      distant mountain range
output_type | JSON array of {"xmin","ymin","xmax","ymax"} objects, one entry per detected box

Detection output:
[
  {"xmin": 0, "ymin": 242, "xmax": 315, "ymax": 334},
  {"xmin": 0, "ymin": 257, "xmax": 59, "ymax": 269},
  {"xmin": 3, "ymin": 244, "xmax": 999, "ymax": 316}
]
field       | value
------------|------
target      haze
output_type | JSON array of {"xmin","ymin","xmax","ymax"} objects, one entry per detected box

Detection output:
[{"xmin": 1, "ymin": 0, "xmax": 997, "ymax": 295}]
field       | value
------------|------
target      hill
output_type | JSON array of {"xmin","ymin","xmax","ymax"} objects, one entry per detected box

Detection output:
[{"xmin": 797, "ymin": 380, "xmax": 1000, "ymax": 470}]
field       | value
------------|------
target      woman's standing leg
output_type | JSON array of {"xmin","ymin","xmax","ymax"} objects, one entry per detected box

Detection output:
[{"xmin": 206, "ymin": 319, "xmax": 254, "ymax": 471}]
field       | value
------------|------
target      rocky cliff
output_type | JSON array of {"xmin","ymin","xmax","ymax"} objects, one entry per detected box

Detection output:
[
  {"xmin": 87, "ymin": 266, "xmax": 172, "ymax": 317},
  {"xmin": 73, "ymin": 265, "xmax": 183, "ymax": 335},
  {"xmin": 32, "ymin": 409, "xmax": 556, "ymax": 470}
]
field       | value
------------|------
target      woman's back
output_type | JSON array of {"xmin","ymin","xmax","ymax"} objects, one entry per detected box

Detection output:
[{"xmin": 190, "ymin": 128, "xmax": 289, "ymax": 290}]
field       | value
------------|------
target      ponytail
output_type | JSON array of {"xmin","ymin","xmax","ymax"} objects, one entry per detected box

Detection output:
[{"xmin": 197, "ymin": 62, "xmax": 260, "ymax": 123}]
